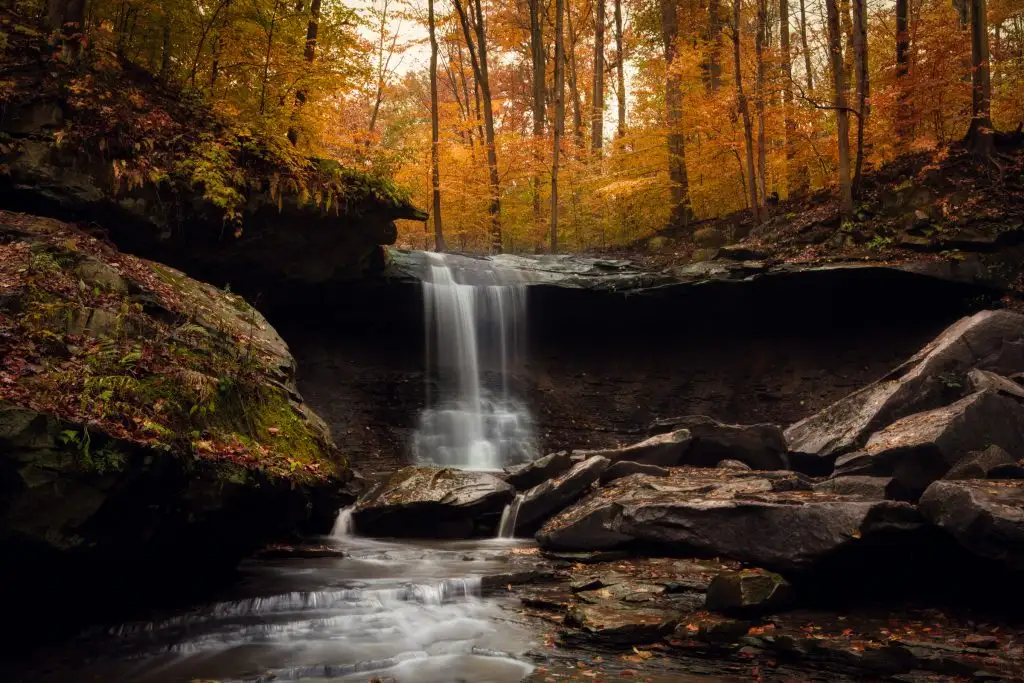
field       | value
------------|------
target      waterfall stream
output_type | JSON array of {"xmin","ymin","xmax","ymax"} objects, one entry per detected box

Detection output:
[{"xmin": 412, "ymin": 253, "xmax": 537, "ymax": 471}]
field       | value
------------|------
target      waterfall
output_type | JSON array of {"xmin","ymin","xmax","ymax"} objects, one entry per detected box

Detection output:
[
  {"xmin": 496, "ymin": 494, "xmax": 524, "ymax": 539},
  {"xmin": 412, "ymin": 253, "xmax": 537, "ymax": 471},
  {"xmin": 332, "ymin": 506, "xmax": 355, "ymax": 538}
]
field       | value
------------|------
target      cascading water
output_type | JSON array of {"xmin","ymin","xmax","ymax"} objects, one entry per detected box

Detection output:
[{"xmin": 412, "ymin": 253, "xmax": 537, "ymax": 471}]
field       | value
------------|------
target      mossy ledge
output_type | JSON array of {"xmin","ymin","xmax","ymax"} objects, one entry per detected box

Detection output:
[{"xmin": 0, "ymin": 210, "xmax": 350, "ymax": 645}]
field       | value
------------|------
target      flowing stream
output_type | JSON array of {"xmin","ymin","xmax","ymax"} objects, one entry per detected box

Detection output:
[
  {"xmin": 24, "ymin": 534, "xmax": 538, "ymax": 683},
  {"xmin": 412, "ymin": 253, "xmax": 537, "ymax": 471}
]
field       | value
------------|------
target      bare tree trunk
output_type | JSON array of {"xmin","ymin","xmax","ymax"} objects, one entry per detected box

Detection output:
[
  {"xmin": 705, "ymin": 0, "xmax": 723, "ymax": 92},
  {"xmin": 428, "ymin": 0, "xmax": 445, "ymax": 251},
  {"xmin": 799, "ymin": 0, "xmax": 813, "ymax": 92},
  {"xmin": 614, "ymin": 0, "xmax": 626, "ymax": 138},
  {"xmin": 661, "ymin": 0, "xmax": 691, "ymax": 228},
  {"xmin": 552, "ymin": 0, "xmax": 565, "ymax": 252},
  {"xmin": 530, "ymin": 0, "xmax": 545, "ymax": 229},
  {"xmin": 286, "ymin": 0, "xmax": 320, "ymax": 143},
  {"xmin": 754, "ymin": 0, "xmax": 768, "ymax": 207},
  {"xmin": 453, "ymin": 0, "xmax": 503, "ymax": 252},
  {"xmin": 895, "ymin": 0, "xmax": 910, "ymax": 145},
  {"xmin": 258, "ymin": 2, "xmax": 279, "ymax": 115},
  {"xmin": 160, "ymin": 13, "xmax": 171, "ymax": 79},
  {"xmin": 734, "ymin": 0, "xmax": 759, "ymax": 222},
  {"xmin": 591, "ymin": 0, "xmax": 605, "ymax": 155},
  {"xmin": 781, "ymin": 0, "xmax": 807, "ymax": 196},
  {"xmin": 825, "ymin": 0, "xmax": 853, "ymax": 213},
  {"xmin": 566, "ymin": 5, "xmax": 584, "ymax": 149},
  {"xmin": 851, "ymin": 0, "xmax": 868, "ymax": 195},
  {"xmin": 964, "ymin": 0, "xmax": 994, "ymax": 159}
]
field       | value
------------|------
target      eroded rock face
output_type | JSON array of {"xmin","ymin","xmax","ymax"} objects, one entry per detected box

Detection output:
[
  {"xmin": 860, "ymin": 390, "xmax": 1024, "ymax": 495},
  {"xmin": 785, "ymin": 310, "xmax": 1024, "ymax": 461},
  {"xmin": 649, "ymin": 415, "xmax": 787, "ymax": 470},
  {"xmin": 352, "ymin": 466, "xmax": 514, "ymax": 538},
  {"xmin": 515, "ymin": 457, "xmax": 610, "ymax": 533},
  {"xmin": 537, "ymin": 468, "xmax": 923, "ymax": 571},
  {"xmin": 705, "ymin": 569, "xmax": 794, "ymax": 615},
  {"xmin": 919, "ymin": 479, "xmax": 1024, "ymax": 572}
]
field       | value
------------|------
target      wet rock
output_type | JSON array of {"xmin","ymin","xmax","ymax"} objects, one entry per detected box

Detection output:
[
  {"xmin": 967, "ymin": 369, "xmax": 1024, "ymax": 399},
  {"xmin": 649, "ymin": 415, "xmax": 787, "ymax": 470},
  {"xmin": 964, "ymin": 634, "xmax": 1000, "ymax": 649},
  {"xmin": 515, "ymin": 457, "xmax": 609, "ymax": 533},
  {"xmin": 541, "ymin": 550, "xmax": 632, "ymax": 564},
  {"xmin": 785, "ymin": 310, "xmax": 1024, "ymax": 461},
  {"xmin": 705, "ymin": 569, "xmax": 794, "ymax": 615},
  {"xmin": 576, "ymin": 430, "xmax": 692, "ymax": 466},
  {"xmin": 944, "ymin": 445, "xmax": 1017, "ymax": 480},
  {"xmin": 918, "ymin": 479, "xmax": 1024, "ymax": 571},
  {"xmin": 480, "ymin": 570, "xmax": 557, "ymax": 594},
  {"xmin": 861, "ymin": 390, "xmax": 1024, "ymax": 495},
  {"xmin": 814, "ymin": 476, "xmax": 895, "ymax": 499},
  {"xmin": 538, "ymin": 468, "xmax": 923, "ymax": 570},
  {"xmin": 562, "ymin": 603, "xmax": 679, "ymax": 646},
  {"xmin": 600, "ymin": 461, "xmax": 670, "ymax": 484},
  {"xmin": 503, "ymin": 451, "xmax": 573, "ymax": 490},
  {"xmin": 352, "ymin": 467, "xmax": 514, "ymax": 538}
]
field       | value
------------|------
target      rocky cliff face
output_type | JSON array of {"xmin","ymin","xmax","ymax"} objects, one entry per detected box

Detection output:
[{"xmin": 0, "ymin": 211, "xmax": 349, "ymax": 645}]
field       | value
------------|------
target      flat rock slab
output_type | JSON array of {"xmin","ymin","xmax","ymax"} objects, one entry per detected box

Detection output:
[
  {"xmin": 352, "ymin": 466, "xmax": 514, "ymax": 538},
  {"xmin": 515, "ymin": 456, "xmax": 610, "ymax": 533},
  {"xmin": 563, "ymin": 603, "xmax": 679, "ymax": 646},
  {"xmin": 649, "ymin": 415, "xmax": 787, "ymax": 470},
  {"xmin": 919, "ymin": 479, "xmax": 1024, "ymax": 572},
  {"xmin": 785, "ymin": 310, "xmax": 1024, "ymax": 460},
  {"xmin": 574, "ymin": 430, "xmax": 693, "ymax": 467},
  {"xmin": 537, "ymin": 468, "xmax": 923, "ymax": 571},
  {"xmin": 503, "ymin": 451, "xmax": 573, "ymax": 490}
]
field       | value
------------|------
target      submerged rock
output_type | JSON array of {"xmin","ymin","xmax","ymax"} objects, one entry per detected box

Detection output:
[
  {"xmin": 352, "ymin": 466, "xmax": 514, "ymax": 538},
  {"xmin": 537, "ymin": 468, "xmax": 923, "ymax": 571},
  {"xmin": 785, "ymin": 310, "xmax": 1024, "ymax": 461},
  {"xmin": 919, "ymin": 479, "xmax": 1024, "ymax": 572},
  {"xmin": 649, "ymin": 415, "xmax": 787, "ymax": 470}
]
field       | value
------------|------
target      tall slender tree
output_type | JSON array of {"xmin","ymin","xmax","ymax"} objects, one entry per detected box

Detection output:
[
  {"xmin": 824, "ymin": 0, "xmax": 853, "ymax": 213},
  {"xmin": 530, "ymin": 0, "xmax": 545, "ymax": 229},
  {"xmin": 288, "ymin": 0, "xmax": 320, "ymax": 145},
  {"xmin": 661, "ymin": 0, "xmax": 691, "ymax": 228},
  {"xmin": 799, "ymin": 0, "xmax": 813, "ymax": 92},
  {"xmin": 754, "ymin": 0, "xmax": 768, "ymax": 209},
  {"xmin": 552, "ymin": 0, "xmax": 566, "ymax": 252},
  {"xmin": 964, "ymin": 0, "xmax": 994, "ymax": 160},
  {"xmin": 591, "ymin": 0, "xmax": 605, "ymax": 155},
  {"xmin": 780, "ymin": 0, "xmax": 806, "ymax": 195},
  {"xmin": 734, "ymin": 0, "xmax": 758, "ymax": 220},
  {"xmin": 895, "ymin": 0, "xmax": 910, "ymax": 145},
  {"xmin": 851, "ymin": 0, "xmax": 869, "ymax": 194},
  {"xmin": 453, "ymin": 0, "xmax": 503, "ymax": 251},
  {"xmin": 614, "ymin": 0, "xmax": 626, "ymax": 138},
  {"xmin": 428, "ymin": 0, "xmax": 445, "ymax": 251}
]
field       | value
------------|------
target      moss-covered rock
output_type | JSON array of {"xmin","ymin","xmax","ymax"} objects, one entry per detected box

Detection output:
[{"xmin": 0, "ymin": 210, "xmax": 349, "ymax": 639}]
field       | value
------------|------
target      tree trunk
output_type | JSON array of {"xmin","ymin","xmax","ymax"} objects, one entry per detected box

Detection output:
[
  {"xmin": 754, "ymin": 0, "xmax": 768, "ymax": 208},
  {"xmin": 552, "ymin": 0, "xmax": 565, "ymax": 252},
  {"xmin": 530, "ymin": 0, "xmax": 545, "ymax": 229},
  {"xmin": 734, "ymin": 0, "xmax": 759, "ymax": 222},
  {"xmin": 851, "ymin": 0, "xmax": 868, "ymax": 195},
  {"xmin": 705, "ymin": 0, "xmax": 723, "ymax": 92},
  {"xmin": 591, "ymin": 0, "xmax": 605, "ymax": 156},
  {"xmin": 780, "ymin": 0, "xmax": 807, "ymax": 196},
  {"xmin": 453, "ymin": 0, "xmax": 503, "ymax": 252},
  {"xmin": 286, "ymin": 0, "xmax": 319, "ymax": 144},
  {"xmin": 614, "ymin": 0, "xmax": 626, "ymax": 138},
  {"xmin": 160, "ymin": 14, "xmax": 171, "ymax": 80},
  {"xmin": 428, "ymin": 0, "xmax": 445, "ymax": 251},
  {"xmin": 799, "ymin": 0, "xmax": 813, "ymax": 92},
  {"xmin": 895, "ymin": 0, "xmax": 910, "ymax": 145},
  {"xmin": 49, "ymin": 0, "xmax": 86, "ymax": 60},
  {"xmin": 824, "ymin": 0, "xmax": 853, "ymax": 214},
  {"xmin": 566, "ymin": 5, "xmax": 584, "ymax": 149},
  {"xmin": 964, "ymin": 0, "xmax": 994, "ymax": 159},
  {"xmin": 661, "ymin": 0, "xmax": 691, "ymax": 228}
]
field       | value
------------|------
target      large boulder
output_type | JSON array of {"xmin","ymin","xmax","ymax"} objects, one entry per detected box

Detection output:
[
  {"xmin": 859, "ymin": 390, "xmax": 1024, "ymax": 495},
  {"xmin": 352, "ymin": 466, "xmax": 514, "ymax": 538},
  {"xmin": 537, "ymin": 468, "xmax": 922, "ymax": 571},
  {"xmin": 574, "ymin": 430, "xmax": 692, "ymax": 466},
  {"xmin": 649, "ymin": 415, "xmax": 787, "ymax": 470},
  {"xmin": 944, "ymin": 445, "xmax": 1017, "ymax": 480},
  {"xmin": 503, "ymin": 451, "xmax": 574, "ymax": 490},
  {"xmin": 785, "ymin": 310, "xmax": 1024, "ymax": 462},
  {"xmin": 0, "ymin": 212, "xmax": 346, "ymax": 642},
  {"xmin": 514, "ymin": 456, "xmax": 610, "ymax": 533},
  {"xmin": 919, "ymin": 479, "xmax": 1024, "ymax": 572}
]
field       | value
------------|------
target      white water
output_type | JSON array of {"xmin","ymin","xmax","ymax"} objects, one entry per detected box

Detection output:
[
  {"xmin": 331, "ymin": 506, "xmax": 356, "ymax": 538},
  {"xmin": 496, "ymin": 494, "xmax": 524, "ymax": 539},
  {"xmin": 412, "ymin": 253, "xmax": 537, "ymax": 471}
]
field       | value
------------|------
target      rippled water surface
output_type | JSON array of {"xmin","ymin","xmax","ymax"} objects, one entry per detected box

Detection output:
[{"xmin": 27, "ymin": 536, "xmax": 538, "ymax": 683}]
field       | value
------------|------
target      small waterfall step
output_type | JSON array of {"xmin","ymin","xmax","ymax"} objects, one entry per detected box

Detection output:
[{"xmin": 497, "ymin": 493, "xmax": 524, "ymax": 538}]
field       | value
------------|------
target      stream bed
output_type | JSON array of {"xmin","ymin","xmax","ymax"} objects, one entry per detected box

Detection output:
[{"xmin": 18, "ymin": 536, "xmax": 540, "ymax": 683}]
